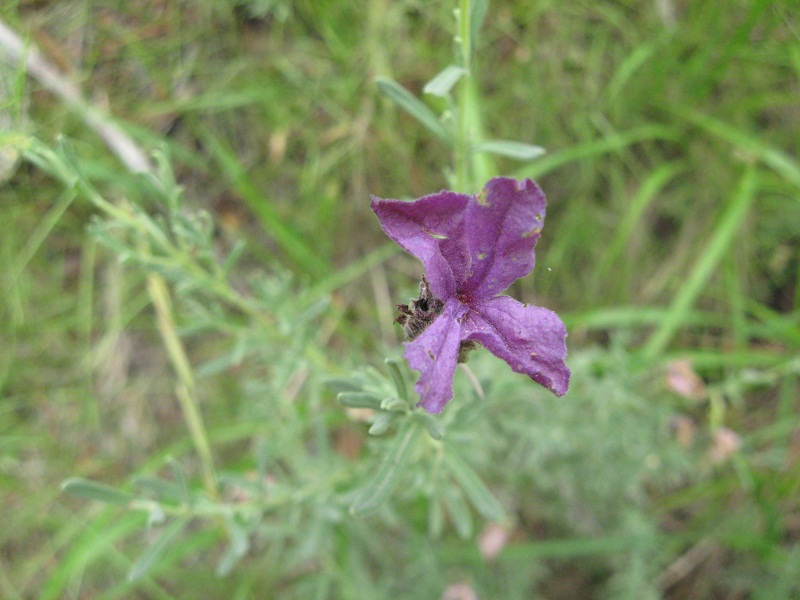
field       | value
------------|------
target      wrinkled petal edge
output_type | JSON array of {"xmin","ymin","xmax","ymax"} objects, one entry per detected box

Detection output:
[
  {"xmin": 403, "ymin": 299, "xmax": 466, "ymax": 413},
  {"xmin": 462, "ymin": 295, "xmax": 570, "ymax": 396}
]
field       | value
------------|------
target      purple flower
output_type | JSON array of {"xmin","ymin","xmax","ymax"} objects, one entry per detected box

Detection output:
[{"xmin": 371, "ymin": 177, "xmax": 570, "ymax": 413}]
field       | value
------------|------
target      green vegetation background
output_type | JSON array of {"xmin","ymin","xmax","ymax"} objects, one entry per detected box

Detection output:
[{"xmin": 1, "ymin": 0, "xmax": 798, "ymax": 598}]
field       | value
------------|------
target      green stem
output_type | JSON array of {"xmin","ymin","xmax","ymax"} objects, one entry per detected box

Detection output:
[
  {"xmin": 455, "ymin": 0, "xmax": 473, "ymax": 193},
  {"xmin": 453, "ymin": 0, "xmax": 495, "ymax": 191},
  {"xmin": 147, "ymin": 274, "xmax": 219, "ymax": 502},
  {"xmin": 459, "ymin": 0, "xmax": 472, "ymax": 72}
]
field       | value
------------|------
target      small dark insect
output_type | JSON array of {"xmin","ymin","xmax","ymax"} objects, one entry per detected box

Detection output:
[
  {"xmin": 395, "ymin": 275, "xmax": 481, "ymax": 364},
  {"xmin": 395, "ymin": 274, "xmax": 444, "ymax": 341}
]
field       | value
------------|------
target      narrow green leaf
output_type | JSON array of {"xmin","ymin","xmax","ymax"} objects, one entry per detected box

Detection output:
[
  {"xmin": 643, "ymin": 166, "xmax": 759, "ymax": 359},
  {"xmin": 472, "ymin": 140, "xmax": 546, "ymax": 161},
  {"xmin": 444, "ymin": 453, "xmax": 505, "ymax": 522},
  {"xmin": 384, "ymin": 358, "xmax": 408, "ymax": 401},
  {"xmin": 428, "ymin": 496, "xmax": 445, "ymax": 538},
  {"xmin": 221, "ymin": 238, "xmax": 247, "ymax": 275},
  {"xmin": 167, "ymin": 457, "xmax": 191, "ymax": 504},
  {"xmin": 415, "ymin": 411, "xmax": 444, "ymax": 440},
  {"xmin": 367, "ymin": 411, "xmax": 397, "ymax": 436},
  {"xmin": 350, "ymin": 421, "xmax": 421, "ymax": 516},
  {"xmin": 376, "ymin": 77, "xmax": 453, "ymax": 145},
  {"xmin": 423, "ymin": 65, "xmax": 467, "ymax": 98},
  {"xmin": 441, "ymin": 483, "xmax": 473, "ymax": 539},
  {"xmin": 216, "ymin": 517, "xmax": 250, "ymax": 577},
  {"xmin": 195, "ymin": 343, "xmax": 248, "ymax": 378},
  {"xmin": 133, "ymin": 476, "xmax": 183, "ymax": 503},
  {"xmin": 380, "ymin": 397, "xmax": 408, "ymax": 412},
  {"xmin": 128, "ymin": 519, "xmax": 187, "ymax": 581},
  {"xmin": 338, "ymin": 391, "xmax": 383, "ymax": 409},
  {"xmin": 325, "ymin": 378, "xmax": 364, "ymax": 394},
  {"xmin": 61, "ymin": 477, "xmax": 134, "ymax": 506},
  {"xmin": 56, "ymin": 136, "xmax": 85, "ymax": 183}
]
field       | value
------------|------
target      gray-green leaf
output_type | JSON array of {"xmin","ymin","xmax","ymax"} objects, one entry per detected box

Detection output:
[
  {"xmin": 376, "ymin": 77, "xmax": 453, "ymax": 145},
  {"xmin": 338, "ymin": 391, "xmax": 383, "ymax": 410},
  {"xmin": 62, "ymin": 477, "xmax": 135, "ymax": 506},
  {"xmin": 423, "ymin": 65, "xmax": 467, "ymax": 98},
  {"xmin": 445, "ymin": 453, "xmax": 505, "ymax": 522},
  {"xmin": 350, "ymin": 421, "xmax": 422, "ymax": 516},
  {"xmin": 128, "ymin": 519, "xmax": 187, "ymax": 581},
  {"xmin": 471, "ymin": 140, "xmax": 546, "ymax": 161}
]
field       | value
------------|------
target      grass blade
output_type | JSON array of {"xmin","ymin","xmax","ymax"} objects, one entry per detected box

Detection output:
[
  {"xmin": 197, "ymin": 125, "xmax": 327, "ymax": 276},
  {"xmin": 594, "ymin": 162, "xmax": 685, "ymax": 286},
  {"xmin": 514, "ymin": 125, "xmax": 680, "ymax": 180},
  {"xmin": 469, "ymin": 0, "xmax": 489, "ymax": 52},
  {"xmin": 642, "ymin": 166, "xmax": 759, "ymax": 360},
  {"xmin": 675, "ymin": 108, "xmax": 800, "ymax": 191}
]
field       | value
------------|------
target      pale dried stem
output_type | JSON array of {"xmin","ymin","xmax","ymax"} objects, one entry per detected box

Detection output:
[{"xmin": 0, "ymin": 18, "xmax": 152, "ymax": 174}]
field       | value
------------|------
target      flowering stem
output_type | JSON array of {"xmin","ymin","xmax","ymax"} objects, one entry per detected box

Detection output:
[
  {"xmin": 454, "ymin": 0, "xmax": 473, "ymax": 193},
  {"xmin": 454, "ymin": 0, "xmax": 494, "ymax": 193}
]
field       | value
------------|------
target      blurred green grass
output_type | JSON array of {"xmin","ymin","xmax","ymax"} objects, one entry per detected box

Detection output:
[{"xmin": 1, "ymin": 0, "xmax": 799, "ymax": 598}]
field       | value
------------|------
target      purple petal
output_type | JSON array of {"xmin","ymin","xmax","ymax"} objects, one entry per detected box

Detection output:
[
  {"xmin": 404, "ymin": 298, "xmax": 467, "ymax": 413},
  {"xmin": 462, "ymin": 296, "xmax": 570, "ymax": 396},
  {"xmin": 370, "ymin": 191, "xmax": 471, "ymax": 300},
  {"xmin": 461, "ymin": 178, "xmax": 547, "ymax": 300}
]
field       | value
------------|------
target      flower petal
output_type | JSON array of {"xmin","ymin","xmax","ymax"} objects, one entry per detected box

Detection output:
[
  {"xmin": 370, "ymin": 191, "xmax": 470, "ymax": 299},
  {"xmin": 462, "ymin": 178, "xmax": 547, "ymax": 300},
  {"xmin": 404, "ymin": 298, "xmax": 466, "ymax": 413},
  {"xmin": 462, "ymin": 296, "xmax": 570, "ymax": 396}
]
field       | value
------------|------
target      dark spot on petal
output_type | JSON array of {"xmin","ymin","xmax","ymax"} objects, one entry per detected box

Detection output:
[{"xmin": 427, "ymin": 350, "xmax": 435, "ymax": 360}]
